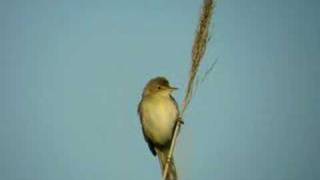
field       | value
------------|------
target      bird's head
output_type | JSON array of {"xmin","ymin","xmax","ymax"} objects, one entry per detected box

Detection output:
[{"xmin": 142, "ymin": 77, "xmax": 178, "ymax": 97}]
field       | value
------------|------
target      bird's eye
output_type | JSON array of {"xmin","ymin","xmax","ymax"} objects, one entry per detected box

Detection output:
[{"xmin": 158, "ymin": 86, "xmax": 161, "ymax": 90}]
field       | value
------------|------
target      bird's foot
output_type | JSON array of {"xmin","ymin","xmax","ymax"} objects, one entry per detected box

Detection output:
[{"xmin": 177, "ymin": 116, "xmax": 184, "ymax": 125}]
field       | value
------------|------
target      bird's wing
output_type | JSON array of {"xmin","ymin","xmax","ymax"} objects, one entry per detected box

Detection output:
[
  {"xmin": 170, "ymin": 95, "xmax": 180, "ymax": 119},
  {"xmin": 138, "ymin": 101, "xmax": 156, "ymax": 156},
  {"xmin": 170, "ymin": 95, "xmax": 181, "ymax": 138}
]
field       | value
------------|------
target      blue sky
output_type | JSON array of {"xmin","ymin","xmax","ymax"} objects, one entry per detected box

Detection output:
[{"xmin": 1, "ymin": 0, "xmax": 319, "ymax": 179}]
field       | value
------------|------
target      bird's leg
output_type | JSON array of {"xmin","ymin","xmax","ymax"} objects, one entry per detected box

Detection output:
[{"xmin": 177, "ymin": 116, "xmax": 184, "ymax": 125}]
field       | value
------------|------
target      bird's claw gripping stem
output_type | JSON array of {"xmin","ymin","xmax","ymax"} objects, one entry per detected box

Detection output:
[{"xmin": 177, "ymin": 116, "xmax": 184, "ymax": 125}]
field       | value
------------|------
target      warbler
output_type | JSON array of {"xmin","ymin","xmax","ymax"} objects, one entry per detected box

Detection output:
[{"xmin": 138, "ymin": 77, "xmax": 179, "ymax": 180}]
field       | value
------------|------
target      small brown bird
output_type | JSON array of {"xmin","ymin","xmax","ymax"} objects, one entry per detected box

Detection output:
[{"xmin": 138, "ymin": 77, "xmax": 179, "ymax": 180}]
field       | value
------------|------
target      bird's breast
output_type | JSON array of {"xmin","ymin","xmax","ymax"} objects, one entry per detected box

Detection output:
[{"xmin": 141, "ymin": 96, "xmax": 178, "ymax": 145}]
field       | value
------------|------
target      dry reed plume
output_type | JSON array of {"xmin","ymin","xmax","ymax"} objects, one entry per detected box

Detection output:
[{"xmin": 162, "ymin": 0, "xmax": 216, "ymax": 179}]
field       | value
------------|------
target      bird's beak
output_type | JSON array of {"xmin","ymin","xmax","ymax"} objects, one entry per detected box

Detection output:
[{"xmin": 169, "ymin": 86, "xmax": 178, "ymax": 91}]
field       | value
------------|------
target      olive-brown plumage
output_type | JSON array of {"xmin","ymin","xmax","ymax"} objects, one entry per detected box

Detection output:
[{"xmin": 138, "ymin": 77, "xmax": 179, "ymax": 180}]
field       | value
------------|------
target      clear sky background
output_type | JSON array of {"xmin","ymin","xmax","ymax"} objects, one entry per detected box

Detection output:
[{"xmin": 1, "ymin": 0, "xmax": 319, "ymax": 180}]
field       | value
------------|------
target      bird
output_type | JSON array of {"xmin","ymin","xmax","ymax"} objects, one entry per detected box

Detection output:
[{"xmin": 138, "ymin": 76, "xmax": 180, "ymax": 180}]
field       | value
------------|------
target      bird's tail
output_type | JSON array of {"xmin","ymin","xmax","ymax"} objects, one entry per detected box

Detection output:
[{"xmin": 156, "ymin": 148, "xmax": 177, "ymax": 180}]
